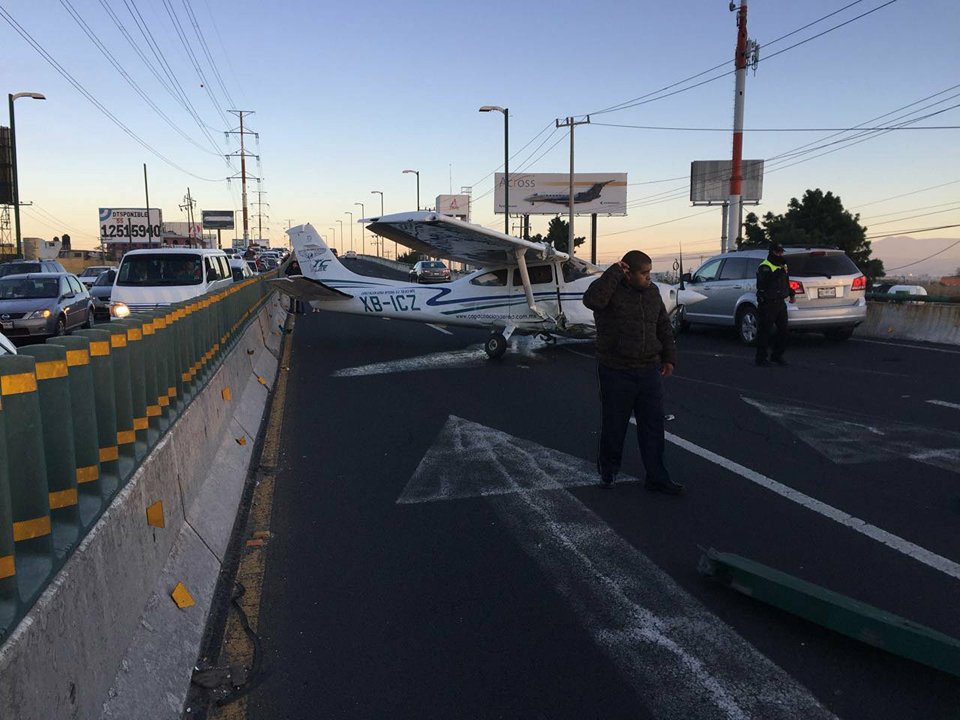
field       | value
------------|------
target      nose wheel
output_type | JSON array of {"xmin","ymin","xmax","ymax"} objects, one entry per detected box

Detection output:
[{"xmin": 484, "ymin": 333, "xmax": 507, "ymax": 359}]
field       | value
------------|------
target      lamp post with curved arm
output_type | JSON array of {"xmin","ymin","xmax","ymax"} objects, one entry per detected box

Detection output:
[
  {"xmin": 479, "ymin": 105, "xmax": 509, "ymax": 235},
  {"xmin": 402, "ymin": 169, "xmax": 420, "ymax": 211},
  {"xmin": 336, "ymin": 219, "xmax": 344, "ymax": 253},
  {"xmin": 8, "ymin": 91, "xmax": 46, "ymax": 258},
  {"xmin": 371, "ymin": 190, "xmax": 385, "ymax": 258},
  {"xmin": 329, "ymin": 227, "xmax": 337, "ymax": 249},
  {"xmin": 344, "ymin": 211, "xmax": 353, "ymax": 253},
  {"xmin": 354, "ymin": 202, "xmax": 365, "ymax": 256}
]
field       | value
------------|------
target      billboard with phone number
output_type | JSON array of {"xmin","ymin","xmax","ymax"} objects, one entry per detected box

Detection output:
[{"xmin": 99, "ymin": 208, "xmax": 163, "ymax": 242}]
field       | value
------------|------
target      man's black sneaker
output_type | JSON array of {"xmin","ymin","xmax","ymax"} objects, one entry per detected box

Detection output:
[
  {"xmin": 771, "ymin": 357, "xmax": 788, "ymax": 366},
  {"xmin": 600, "ymin": 472, "xmax": 617, "ymax": 489},
  {"xmin": 644, "ymin": 479, "xmax": 684, "ymax": 495}
]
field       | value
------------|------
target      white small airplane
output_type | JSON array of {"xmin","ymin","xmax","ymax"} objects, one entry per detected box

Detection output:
[{"xmin": 277, "ymin": 211, "xmax": 705, "ymax": 359}]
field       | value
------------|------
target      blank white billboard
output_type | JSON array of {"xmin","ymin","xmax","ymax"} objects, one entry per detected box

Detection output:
[
  {"xmin": 494, "ymin": 173, "xmax": 627, "ymax": 216},
  {"xmin": 690, "ymin": 160, "xmax": 764, "ymax": 204}
]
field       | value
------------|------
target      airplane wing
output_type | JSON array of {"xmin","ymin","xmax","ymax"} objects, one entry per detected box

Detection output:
[
  {"xmin": 365, "ymin": 211, "xmax": 570, "ymax": 267},
  {"xmin": 269, "ymin": 276, "xmax": 353, "ymax": 301}
]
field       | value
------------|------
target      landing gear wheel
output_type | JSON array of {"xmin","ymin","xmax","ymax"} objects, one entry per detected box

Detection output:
[{"xmin": 484, "ymin": 333, "xmax": 507, "ymax": 359}]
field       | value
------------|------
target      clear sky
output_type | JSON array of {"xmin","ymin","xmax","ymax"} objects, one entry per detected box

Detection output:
[{"xmin": 2, "ymin": 0, "xmax": 958, "ymax": 269}]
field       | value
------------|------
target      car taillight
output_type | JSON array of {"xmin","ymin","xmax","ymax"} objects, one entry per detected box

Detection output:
[
  {"xmin": 851, "ymin": 275, "xmax": 866, "ymax": 291},
  {"xmin": 789, "ymin": 280, "xmax": 805, "ymax": 295}
]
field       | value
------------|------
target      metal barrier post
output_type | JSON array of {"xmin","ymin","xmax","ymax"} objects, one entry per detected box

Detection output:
[
  {"xmin": 75, "ymin": 329, "xmax": 121, "ymax": 499},
  {"xmin": 132, "ymin": 312, "xmax": 166, "ymax": 437},
  {"xmin": 0, "ymin": 393, "xmax": 19, "ymax": 639},
  {"xmin": 103, "ymin": 323, "xmax": 137, "ymax": 477},
  {"xmin": 113, "ymin": 318, "xmax": 149, "ymax": 459},
  {"xmin": 18, "ymin": 345, "xmax": 81, "ymax": 567},
  {"xmin": 0, "ymin": 355, "xmax": 54, "ymax": 608},
  {"xmin": 45, "ymin": 335, "xmax": 103, "ymax": 529}
]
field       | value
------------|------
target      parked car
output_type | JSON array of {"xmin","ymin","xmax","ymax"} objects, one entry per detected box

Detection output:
[
  {"xmin": 679, "ymin": 248, "xmax": 867, "ymax": 344},
  {"xmin": 344, "ymin": 250, "xmax": 358, "ymax": 259},
  {"xmin": 0, "ymin": 330, "xmax": 15, "ymax": 355},
  {"xmin": 409, "ymin": 260, "xmax": 451, "ymax": 284},
  {"xmin": 0, "ymin": 272, "xmax": 93, "ymax": 341},
  {"xmin": 246, "ymin": 259, "xmax": 262, "ymax": 274},
  {"xmin": 0, "ymin": 259, "xmax": 67, "ymax": 278},
  {"xmin": 77, "ymin": 265, "xmax": 117, "ymax": 287},
  {"xmin": 872, "ymin": 283, "xmax": 928, "ymax": 297},
  {"xmin": 110, "ymin": 248, "xmax": 234, "ymax": 318},
  {"xmin": 89, "ymin": 268, "xmax": 117, "ymax": 322},
  {"xmin": 229, "ymin": 258, "xmax": 254, "ymax": 282}
]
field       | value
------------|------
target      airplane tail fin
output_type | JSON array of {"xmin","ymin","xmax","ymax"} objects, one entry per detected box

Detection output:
[{"xmin": 286, "ymin": 223, "xmax": 358, "ymax": 282}]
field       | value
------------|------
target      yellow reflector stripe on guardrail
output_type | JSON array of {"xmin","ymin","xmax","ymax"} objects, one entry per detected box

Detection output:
[
  {"xmin": 142, "ymin": 322, "xmax": 154, "ymax": 335},
  {"xmin": 65, "ymin": 349, "xmax": 90, "ymax": 366},
  {"xmin": 181, "ymin": 372, "xmax": 191, "ymax": 382},
  {"xmin": 133, "ymin": 417, "xmax": 148, "ymax": 430},
  {"xmin": 1, "ymin": 372, "xmax": 38, "ymax": 395},
  {"xmin": 13, "ymin": 515, "xmax": 52, "ymax": 541},
  {"xmin": 76, "ymin": 465, "xmax": 99, "ymax": 484},
  {"xmin": 117, "ymin": 430, "xmax": 136, "ymax": 445},
  {"xmin": 0, "ymin": 555, "xmax": 14, "ymax": 579},
  {"xmin": 49, "ymin": 488, "xmax": 79, "ymax": 509},
  {"xmin": 89, "ymin": 341, "xmax": 110, "ymax": 356},
  {"xmin": 99, "ymin": 446, "xmax": 119, "ymax": 462},
  {"xmin": 127, "ymin": 328, "xmax": 142, "ymax": 341},
  {"xmin": 168, "ymin": 386, "xmax": 176, "ymax": 397},
  {"xmin": 147, "ymin": 405, "xmax": 161, "ymax": 417},
  {"xmin": 110, "ymin": 335, "xmax": 127, "ymax": 348},
  {"xmin": 35, "ymin": 360, "xmax": 69, "ymax": 380},
  {"xmin": 158, "ymin": 396, "xmax": 170, "ymax": 407}
]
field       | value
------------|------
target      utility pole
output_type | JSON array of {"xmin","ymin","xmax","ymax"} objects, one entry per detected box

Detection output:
[
  {"xmin": 180, "ymin": 188, "xmax": 197, "ymax": 246},
  {"xmin": 727, "ymin": 0, "xmax": 757, "ymax": 252},
  {"xmin": 143, "ymin": 163, "xmax": 153, "ymax": 247},
  {"xmin": 556, "ymin": 116, "xmax": 590, "ymax": 255},
  {"xmin": 252, "ymin": 188, "xmax": 270, "ymax": 245},
  {"xmin": 226, "ymin": 110, "xmax": 259, "ymax": 247}
]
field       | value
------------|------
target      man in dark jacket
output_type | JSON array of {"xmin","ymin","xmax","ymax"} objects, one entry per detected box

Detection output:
[
  {"xmin": 583, "ymin": 250, "xmax": 682, "ymax": 494},
  {"xmin": 755, "ymin": 242, "xmax": 795, "ymax": 366}
]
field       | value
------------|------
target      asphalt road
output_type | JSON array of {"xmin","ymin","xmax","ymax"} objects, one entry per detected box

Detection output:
[{"xmin": 238, "ymin": 297, "xmax": 960, "ymax": 719}]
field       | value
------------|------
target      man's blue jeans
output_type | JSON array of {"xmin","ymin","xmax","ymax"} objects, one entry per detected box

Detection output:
[{"xmin": 596, "ymin": 363, "xmax": 670, "ymax": 483}]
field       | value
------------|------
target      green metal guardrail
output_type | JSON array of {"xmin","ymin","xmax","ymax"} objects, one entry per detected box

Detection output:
[{"xmin": 0, "ymin": 273, "xmax": 277, "ymax": 642}]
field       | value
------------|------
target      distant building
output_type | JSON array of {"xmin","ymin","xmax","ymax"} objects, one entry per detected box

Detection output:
[{"xmin": 939, "ymin": 275, "xmax": 960, "ymax": 287}]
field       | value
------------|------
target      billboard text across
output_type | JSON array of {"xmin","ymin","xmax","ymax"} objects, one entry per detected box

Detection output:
[
  {"xmin": 494, "ymin": 173, "xmax": 627, "ymax": 216},
  {"xmin": 99, "ymin": 208, "xmax": 163, "ymax": 243}
]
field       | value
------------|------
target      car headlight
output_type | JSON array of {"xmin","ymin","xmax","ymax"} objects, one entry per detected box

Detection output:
[
  {"xmin": 24, "ymin": 308, "xmax": 52, "ymax": 320},
  {"xmin": 111, "ymin": 302, "xmax": 131, "ymax": 318}
]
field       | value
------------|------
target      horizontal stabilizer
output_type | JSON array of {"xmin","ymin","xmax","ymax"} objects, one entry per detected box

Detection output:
[{"xmin": 269, "ymin": 276, "xmax": 353, "ymax": 301}]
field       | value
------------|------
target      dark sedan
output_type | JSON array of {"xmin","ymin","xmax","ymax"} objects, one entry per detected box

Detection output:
[
  {"xmin": 89, "ymin": 268, "xmax": 117, "ymax": 322},
  {"xmin": 0, "ymin": 272, "xmax": 93, "ymax": 342}
]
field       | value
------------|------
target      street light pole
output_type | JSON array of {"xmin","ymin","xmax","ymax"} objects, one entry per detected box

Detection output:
[
  {"xmin": 329, "ymin": 226, "xmax": 336, "ymax": 249},
  {"xmin": 344, "ymin": 211, "xmax": 353, "ymax": 252},
  {"xmin": 371, "ymin": 190, "xmax": 384, "ymax": 258},
  {"xmin": 354, "ymin": 202, "xmax": 365, "ymax": 256},
  {"xmin": 402, "ymin": 169, "xmax": 420, "ymax": 210},
  {"xmin": 8, "ymin": 92, "xmax": 46, "ymax": 258},
  {"xmin": 336, "ymin": 219, "xmax": 344, "ymax": 253},
  {"xmin": 479, "ymin": 105, "xmax": 509, "ymax": 235}
]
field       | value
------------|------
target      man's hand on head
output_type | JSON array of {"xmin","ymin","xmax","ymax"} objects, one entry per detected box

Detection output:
[
  {"xmin": 660, "ymin": 363, "xmax": 674, "ymax": 377},
  {"xmin": 617, "ymin": 260, "xmax": 631, "ymax": 276}
]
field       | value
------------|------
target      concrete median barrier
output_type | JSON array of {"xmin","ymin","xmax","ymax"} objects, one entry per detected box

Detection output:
[
  {"xmin": 0, "ymin": 285, "xmax": 285, "ymax": 720},
  {"xmin": 859, "ymin": 300, "xmax": 960, "ymax": 345}
]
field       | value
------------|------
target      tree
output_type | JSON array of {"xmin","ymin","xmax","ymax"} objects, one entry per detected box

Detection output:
[
  {"xmin": 737, "ymin": 189, "xmax": 883, "ymax": 279},
  {"xmin": 543, "ymin": 216, "xmax": 585, "ymax": 255}
]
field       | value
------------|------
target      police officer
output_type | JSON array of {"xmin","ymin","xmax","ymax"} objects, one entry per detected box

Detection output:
[{"xmin": 755, "ymin": 242, "xmax": 795, "ymax": 366}]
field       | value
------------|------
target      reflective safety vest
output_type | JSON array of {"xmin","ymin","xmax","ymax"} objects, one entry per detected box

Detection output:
[{"xmin": 758, "ymin": 258, "xmax": 785, "ymax": 273}]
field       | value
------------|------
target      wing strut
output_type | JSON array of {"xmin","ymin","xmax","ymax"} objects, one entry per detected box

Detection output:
[{"xmin": 514, "ymin": 248, "xmax": 548, "ymax": 321}]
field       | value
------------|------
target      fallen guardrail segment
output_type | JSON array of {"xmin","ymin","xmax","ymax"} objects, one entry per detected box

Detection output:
[{"xmin": 698, "ymin": 548, "xmax": 960, "ymax": 677}]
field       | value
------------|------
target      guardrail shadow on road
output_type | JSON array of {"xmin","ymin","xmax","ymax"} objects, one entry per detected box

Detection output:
[{"xmin": 0, "ymin": 273, "xmax": 277, "ymax": 643}]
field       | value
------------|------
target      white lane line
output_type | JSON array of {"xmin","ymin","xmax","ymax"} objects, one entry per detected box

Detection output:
[
  {"xmin": 927, "ymin": 399, "xmax": 960, "ymax": 411},
  {"xmin": 399, "ymin": 416, "xmax": 835, "ymax": 719},
  {"xmin": 851, "ymin": 338, "xmax": 960, "ymax": 355},
  {"xmin": 425, "ymin": 323, "xmax": 454, "ymax": 335},
  {"xmin": 662, "ymin": 429, "xmax": 960, "ymax": 582}
]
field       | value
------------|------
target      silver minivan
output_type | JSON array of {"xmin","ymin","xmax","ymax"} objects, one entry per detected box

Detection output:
[{"xmin": 680, "ymin": 248, "xmax": 867, "ymax": 344}]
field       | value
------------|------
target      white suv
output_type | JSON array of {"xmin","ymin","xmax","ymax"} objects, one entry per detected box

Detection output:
[{"xmin": 680, "ymin": 247, "xmax": 867, "ymax": 344}]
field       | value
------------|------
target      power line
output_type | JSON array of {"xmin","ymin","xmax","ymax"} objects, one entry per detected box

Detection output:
[
  {"xmin": 0, "ymin": 7, "xmax": 224, "ymax": 181},
  {"xmin": 591, "ymin": 122, "xmax": 958, "ymax": 132},
  {"xmin": 881, "ymin": 235, "xmax": 960, "ymax": 271},
  {"xmin": 866, "ymin": 205, "xmax": 960, "ymax": 228}
]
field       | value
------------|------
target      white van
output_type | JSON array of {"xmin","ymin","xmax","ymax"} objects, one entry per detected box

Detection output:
[{"xmin": 111, "ymin": 248, "xmax": 235, "ymax": 317}]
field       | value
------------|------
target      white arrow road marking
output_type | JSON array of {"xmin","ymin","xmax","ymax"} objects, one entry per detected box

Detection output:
[
  {"xmin": 399, "ymin": 416, "xmax": 836, "ymax": 719},
  {"xmin": 927, "ymin": 399, "xmax": 960, "ymax": 411},
  {"xmin": 741, "ymin": 396, "xmax": 960, "ymax": 475},
  {"xmin": 332, "ymin": 336, "xmax": 583, "ymax": 377}
]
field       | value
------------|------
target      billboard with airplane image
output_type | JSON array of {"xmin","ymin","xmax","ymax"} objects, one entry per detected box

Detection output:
[{"xmin": 494, "ymin": 173, "xmax": 627, "ymax": 216}]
